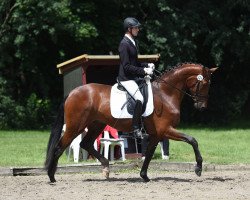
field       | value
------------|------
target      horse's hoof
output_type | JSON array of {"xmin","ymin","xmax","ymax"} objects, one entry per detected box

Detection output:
[
  {"xmin": 143, "ymin": 176, "xmax": 150, "ymax": 182},
  {"xmin": 49, "ymin": 176, "xmax": 56, "ymax": 183},
  {"xmin": 140, "ymin": 172, "xmax": 150, "ymax": 182},
  {"xmin": 195, "ymin": 166, "xmax": 202, "ymax": 177},
  {"xmin": 102, "ymin": 167, "xmax": 110, "ymax": 179}
]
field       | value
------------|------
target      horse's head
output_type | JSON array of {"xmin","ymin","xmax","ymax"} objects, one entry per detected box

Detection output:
[{"xmin": 186, "ymin": 66, "xmax": 218, "ymax": 111}]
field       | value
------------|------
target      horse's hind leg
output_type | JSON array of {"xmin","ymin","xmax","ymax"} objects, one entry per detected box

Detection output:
[
  {"xmin": 47, "ymin": 143, "xmax": 64, "ymax": 183},
  {"xmin": 47, "ymin": 129, "xmax": 80, "ymax": 182},
  {"xmin": 79, "ymin": 122, "xmax": 110, "ymax": 178}
]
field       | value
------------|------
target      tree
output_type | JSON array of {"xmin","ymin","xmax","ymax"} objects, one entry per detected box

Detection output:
[
  {"xmin": 0, "ymin": 0, "xmax": 98, "ymax": 102},
  {"xmin": 0, "ymin": 0, "xmax": 249, "ymax": 128},
  {"xmin": 140, "ymin": 0, "xmax": 250, "ymax": 123}
]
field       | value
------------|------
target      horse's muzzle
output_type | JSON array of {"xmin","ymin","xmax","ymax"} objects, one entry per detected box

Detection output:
[{"xmin": 194, "ymin": 102, "xmax": 207, "ymax": 111}]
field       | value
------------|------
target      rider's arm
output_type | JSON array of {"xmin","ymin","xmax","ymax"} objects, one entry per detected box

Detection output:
[{"xmin": 119, "ymin": 42, "xmax": 145, "ymax": 76}]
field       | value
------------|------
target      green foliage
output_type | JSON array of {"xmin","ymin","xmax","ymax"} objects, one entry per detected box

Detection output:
[
  {"xmin": 0, "ymin": 77, "xmax": 51, "ymax": 129},
  {"xmin": 23, "ymin": 93, "xmax": 52, "ymax": 129},
  {"xmin": 0, "ymin": 0, "xmax": 98, "ymax": 102},
  {"xmin": 0, "ymin": 77, "xmax": 25, "ymax": 129},
  {"xmin": 0, "ymin": 0, "xmax": 250, "ymax": 128},
  {"xmin": 0, "ymin": 0, "xmax": 99, "ymax": 128},
  {"xmin": 142, "ymin": 0, "xmax": 250, "ymax": 123}
]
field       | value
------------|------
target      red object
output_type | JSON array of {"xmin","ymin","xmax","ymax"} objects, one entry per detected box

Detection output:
[
  {"xmin": 96, "ymin": 125, "xmax": 121, "ymax": 159},
  {"xmin": 104, "ymin": 125, "xmax": 119, "ymax": 138},
  {"xmin": 96, "ymin": 125, "xmax": 118, "ymax": 150}
]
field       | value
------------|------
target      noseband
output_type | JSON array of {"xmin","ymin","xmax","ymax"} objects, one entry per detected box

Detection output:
[
  {"xmin": 192, "ymin": 80, "xmax": 209, "ymax": 103},
  {"xmin": 154, "ymin": 69, "xmax": 209, "ymax": 103}
]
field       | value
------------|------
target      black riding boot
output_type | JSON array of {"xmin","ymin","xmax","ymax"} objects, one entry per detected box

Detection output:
[{"xmin": 132, "ymin": 100, "xmax": 147, "ymax": 138}]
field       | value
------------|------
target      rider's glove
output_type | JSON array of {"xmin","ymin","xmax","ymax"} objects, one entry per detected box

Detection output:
[
  {"xmin": 144, "ymin": 67, "xmax": 154, "ymax": 75},
  {"xmin": 148, "ymin": 63, "xmax": 155, "ymax": 70},
  {"xmin": 144, "ymin": 75, "xmax": 152, "ymax": 83}
]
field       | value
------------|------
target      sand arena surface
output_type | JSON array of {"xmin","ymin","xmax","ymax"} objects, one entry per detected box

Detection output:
[{"xmin": 1, "ymin": 170, "xmax": 249, "ymax": 200}]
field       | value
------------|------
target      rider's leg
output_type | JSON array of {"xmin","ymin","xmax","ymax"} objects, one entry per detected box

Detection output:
[
  {"xmin": 132, "ymin": 100, "xmax": 143, "ymax": 134},
  {"xmin": 120, "ymin": 80, "xmax": 146, "ymax": 138}
]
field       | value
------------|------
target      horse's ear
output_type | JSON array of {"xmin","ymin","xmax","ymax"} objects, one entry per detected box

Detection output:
[{"xmin": 210, "ymin": 67, "xmax": 218, "ymax": 74}]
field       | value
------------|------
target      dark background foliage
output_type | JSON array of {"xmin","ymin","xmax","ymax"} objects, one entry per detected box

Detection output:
[{"xmin": 0, "ymin": 0, "xmax": 249, "ymax": 129}]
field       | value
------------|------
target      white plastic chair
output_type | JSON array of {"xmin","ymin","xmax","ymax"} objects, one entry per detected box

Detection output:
[
  {"xmin": 100, "ymin": 131, "xmax": 126, "ymax": 161},
  {"xmin": 159, "ymin": 141, "xmax": 169, "ymax": 160},
  {"xmin": 68, "ymin": 134, "xmax": 82, "ymax": 162},
  {"xmin": 64, "ymin": 125, "xmax": 97, "ymax": 162},
  {"xmin": 68, "ymin": 135, "xmax": 98, "ymax": 162}
]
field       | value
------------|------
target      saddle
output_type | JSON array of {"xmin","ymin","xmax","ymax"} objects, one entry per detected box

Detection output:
[{"xmin": 117, "ymin": 78, "xmax": 148, "ymax": 115}]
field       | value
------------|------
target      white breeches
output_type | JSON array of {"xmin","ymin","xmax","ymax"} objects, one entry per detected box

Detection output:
[{"xmin": 120, "ymin": 80, "xmax": 144, "ymax": 103}]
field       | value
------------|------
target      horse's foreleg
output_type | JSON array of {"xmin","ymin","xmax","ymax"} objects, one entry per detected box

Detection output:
[
  {"xmin": 167, "ymin": 128, "xmax": 203, "ymax": 177},
  {"xmin": 140, "ymin": 136, "xmax": 159, "ymax": 182},
  {"xmin": 188, "ymin": 136, "xmax": 203, "ymax": 176}
]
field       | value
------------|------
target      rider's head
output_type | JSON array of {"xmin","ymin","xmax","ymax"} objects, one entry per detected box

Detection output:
[{"xmin": 123, "ymin": 17, "xmax": 141, "ymax": 37}]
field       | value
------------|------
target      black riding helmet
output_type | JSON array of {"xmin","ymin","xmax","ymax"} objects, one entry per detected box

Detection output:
[{"xmin": 123, "ymin": 17, "xmax": 141, "ymax": 31}]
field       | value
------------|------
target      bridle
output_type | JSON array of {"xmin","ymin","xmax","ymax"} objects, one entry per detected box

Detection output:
[
  {"xmin": 153, "ymin": 69, "xmax": 209, "ymax": 103},
  {"xmin": 192, "ymin": 79, "xmax": 209, "ymax": 103}
]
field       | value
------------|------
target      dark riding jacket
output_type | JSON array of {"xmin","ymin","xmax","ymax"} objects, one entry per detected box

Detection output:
[{"xmin": 118, "ymin": 36, "xmax": 147, "ymax": 82}]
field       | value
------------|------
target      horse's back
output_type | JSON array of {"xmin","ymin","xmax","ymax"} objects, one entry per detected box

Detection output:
[
  {"xmin": 66, "ymin": 83, "xmax": 111, "ymax": 108},
  {"xmin": 65, "ymin": 83, "xmax": 113, "ymax": 128},
  {"xmin": 68, "ymin": 83, "xmax": 111, "ymax": 97}
]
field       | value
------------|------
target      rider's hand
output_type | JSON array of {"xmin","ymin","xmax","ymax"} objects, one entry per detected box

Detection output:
[
  {"xmin": 148, "ymin": 63, "xmax": 155, "ymax": 70},
  {"xmin": 144, "ymin": 67, "xmax": 153, "ymax": 75},
  {"xmin": 144, "ymin": 75, "xmax": 152, "ymax": 82}
]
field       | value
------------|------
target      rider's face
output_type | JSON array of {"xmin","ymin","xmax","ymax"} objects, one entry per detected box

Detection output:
[{"xmin": 131, "ymin": 27, "xmax": 139, "ymax": 37}]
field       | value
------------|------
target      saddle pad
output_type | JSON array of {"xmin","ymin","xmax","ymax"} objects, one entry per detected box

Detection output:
[{"xmin": 110, "ymin": 82, "xmax": 154, "ymax": 118}]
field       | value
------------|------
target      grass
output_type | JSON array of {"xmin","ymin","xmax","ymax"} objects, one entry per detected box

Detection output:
[
  {"xmin": 0, "ymin": 131, "xmax": 68, "ymax": 167},
  {"xmin": 0, "ymin": 127, "xmax": 249, "ymax": 167},
  {"xmin": 154, "ymin": 128, "xmax": 250, "ymax": 164}
]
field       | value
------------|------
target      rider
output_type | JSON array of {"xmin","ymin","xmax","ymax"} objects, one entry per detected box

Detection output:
[{"xmin": 117, "ymin": 17, "xmax": 155, "ymax": 138}]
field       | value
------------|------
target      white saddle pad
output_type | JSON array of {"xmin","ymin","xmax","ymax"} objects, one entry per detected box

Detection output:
[{"xmin": 110, "ymin": 82, "xmax": 154, "ymax": 118}]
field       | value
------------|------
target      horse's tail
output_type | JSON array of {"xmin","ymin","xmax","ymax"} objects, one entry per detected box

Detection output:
[{"xmin": 44, "ymin": 96, "xmax": 67, "ymax": 170}]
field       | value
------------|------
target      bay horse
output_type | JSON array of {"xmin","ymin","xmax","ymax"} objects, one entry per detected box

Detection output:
[{"xmin": 45, "ymin": 63, "xmax": 217, "ymax": 183}]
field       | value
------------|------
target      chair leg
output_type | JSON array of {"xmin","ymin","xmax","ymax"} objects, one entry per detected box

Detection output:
[
  {"xmin": 159, "ymin": 141, "xmax": 164, "ymax": 159},
  {"xmin": 82, "ymin": 149, "xmax": 88, "ymax": 161},
  {"xmin": 94, "ymin": 140, "xmax": 98, "ymax": 151},
  {"xmin": 100, "ymin": 143, "xmax": 104, "ymax": 155},
  {"xmin": 120, "ymin": 142, "xmax": 126, "ymax": 161},
  {"xmin": 110, "ymin": 145, "xmax": 115, "ymax": 161},
  {"xmin": 73, "ymin": 145, "xmax": 80, "ymax": 163},
  {"xmin": 100, "ymin": 141, "xmax": 126, "ymax": 161},
  {"xmin": 93, "ymin": 140, "xmax": 98, "ymax": 162},
  {"xmin": 104, "ymin": 142, "xmax": 110, "ymax": 159},
  {"xmin": 67, "ymin": 147, "xmax": 72, "ymax": 161}
]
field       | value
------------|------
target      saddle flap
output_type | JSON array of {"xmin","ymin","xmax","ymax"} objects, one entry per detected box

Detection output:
[
  {"xmin": 110, "ymin": 82, "xmax": 154, "ymax": 119},
  {"xmin": 126, "ymin": 81, "xmax": 149, "ymax": 115}
]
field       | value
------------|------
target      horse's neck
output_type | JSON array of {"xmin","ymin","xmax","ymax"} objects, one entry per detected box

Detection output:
[
  {"xmin": 154, "ymin": 66, "xmax": 198, "ymax": 106},
  {"xmin": 158, "ymin": 70, "xmax": 186, "ymax": 95}
]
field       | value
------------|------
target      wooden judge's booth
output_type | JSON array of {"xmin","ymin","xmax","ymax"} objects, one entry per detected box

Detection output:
[{"xmin": 57, "ymin": 54, "xmax": 160, "ymax": 158}]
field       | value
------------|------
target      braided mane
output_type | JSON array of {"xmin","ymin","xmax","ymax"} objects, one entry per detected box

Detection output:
[{"xmin": 160, "ymin": 62, "xmax": 204, "ymax": 77}]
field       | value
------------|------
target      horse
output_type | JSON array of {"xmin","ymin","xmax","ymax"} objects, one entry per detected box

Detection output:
[{"xmin": 45, "ymin": 63, "xmax": 217, "ymax": 183}]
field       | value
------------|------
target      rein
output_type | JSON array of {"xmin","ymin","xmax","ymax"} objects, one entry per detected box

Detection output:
[{"xmin": 153, "ymin": 69, "xmax": 208, "ymax": 102}]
